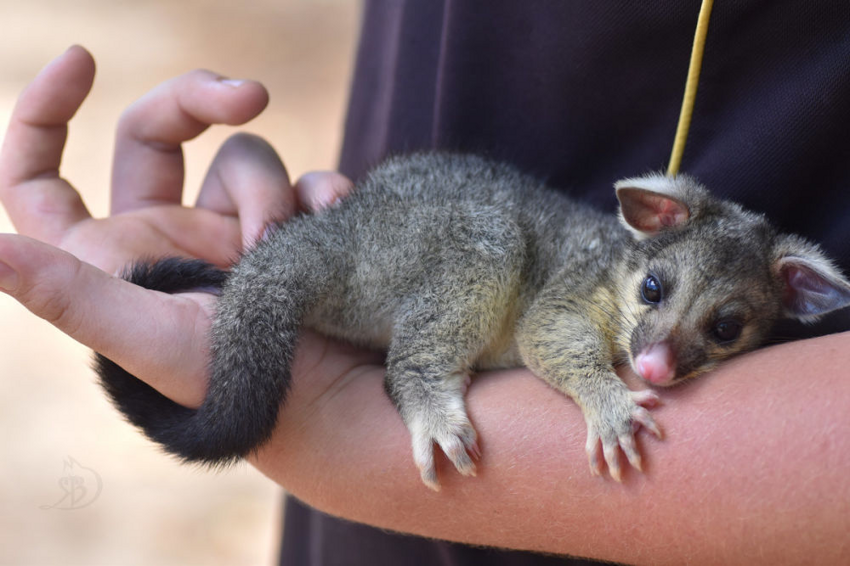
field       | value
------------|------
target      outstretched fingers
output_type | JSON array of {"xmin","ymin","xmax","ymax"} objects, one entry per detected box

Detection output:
[
  {"xmin": 0, "ymin": 46, "xmax": 95, "ymax": 242},
  {"xmin": 111, "ymin": 69, "xmax": 269, "ymax": 214}
]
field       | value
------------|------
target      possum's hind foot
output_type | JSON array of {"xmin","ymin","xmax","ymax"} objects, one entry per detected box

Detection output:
[
  {"xmin": 408, "ymin": 398, "xmax": 481, "ymax": 491},
  {"xmin": 391, "ymin": 369, "xmax": 481, "ymax": 491},
  {"xmin": 584, "ymin": 389, "xmax": 662, "ymax": 482}
]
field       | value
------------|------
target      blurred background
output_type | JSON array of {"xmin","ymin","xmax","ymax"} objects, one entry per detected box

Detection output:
[{"xmin": 0, "ymin": 1, "xmax": 359, "ymax": 564}]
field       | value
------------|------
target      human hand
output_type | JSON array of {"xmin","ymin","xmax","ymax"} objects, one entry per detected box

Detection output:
[{"xmin": 0, "ymin": 46, "xmax": 354, "ymax": 406}]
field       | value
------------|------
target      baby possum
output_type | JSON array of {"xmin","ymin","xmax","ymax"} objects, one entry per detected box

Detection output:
[{"xmin": 95, "ymin": 152, "xmax": 850, "ymax": 488}]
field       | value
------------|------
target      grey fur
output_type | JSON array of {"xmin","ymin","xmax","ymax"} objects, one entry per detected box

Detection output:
[{"xmin": 98, "ymin": 152, "xmax": 850, "ymax": 487}]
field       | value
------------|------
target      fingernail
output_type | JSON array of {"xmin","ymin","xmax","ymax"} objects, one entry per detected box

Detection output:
[
  {"xmin": 219, "ymin": 78, "xmax": 246, "ymax": 88},
  {"xmin": 0, "ymin": 261, "xmax": 19, "ymax": 292}
]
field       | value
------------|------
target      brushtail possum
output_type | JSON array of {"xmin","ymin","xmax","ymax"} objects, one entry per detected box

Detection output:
[{"xmin": 95, "ymin": 152, "xmax": 850, "ymax": 488}]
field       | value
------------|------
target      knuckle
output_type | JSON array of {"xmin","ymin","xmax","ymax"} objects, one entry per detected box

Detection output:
[
  {"xmin": 17, "ymin": 260, "xmax": 84, "ymax": 335},
  {"xmin": 27, "ymin": 283, "xmax": 81, "ymax": 333},
  {"xmin": 116, "ymin": 103, "xmax": 142, "ymax": 136}
]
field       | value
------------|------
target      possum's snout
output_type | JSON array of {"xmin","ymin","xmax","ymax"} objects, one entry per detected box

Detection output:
[{"xmin": 634, "ymin": 342, "xmax": 676, "ymax": 386}]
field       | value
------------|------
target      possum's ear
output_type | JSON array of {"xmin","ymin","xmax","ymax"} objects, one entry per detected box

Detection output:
[
  {"xmin": 774, "ymin": 235, "xmax": 850, "ymax": 322},
  {"xmin": 615, "ymin": 175, "xmax": 692, "ymax": 239}
]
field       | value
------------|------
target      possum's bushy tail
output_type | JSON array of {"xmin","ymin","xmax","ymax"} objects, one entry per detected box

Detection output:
[{"xmin": 94, "ymin": 251, "xmax": 318, "ymax": 466}]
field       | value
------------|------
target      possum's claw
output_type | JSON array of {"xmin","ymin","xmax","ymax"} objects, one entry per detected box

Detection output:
[
  {"xmin": 584, "ymin": 388, "xmax": 663, "ymax": 481},
  {"xmin": 631, "ymin": 406, "xmax": 663, "ymax": 439},
  {"xmin": 618, "ymin": 432, "xmax": 642, "ymax": 472},
  {"xmin": 630, "ymin": 390, "xmax": 663, "ymax": 439},
  {"xmin": 585, "ymin": 430, "xmax": 604, "ymax": 477},
  {"xmin": 630, "ymin": 389, "xmax": 661, "ymax": 409},
  {"xmin": 410, "ymin": 412, "xmax": 480, "ymax": 491},
  {"xmin": 585, "ymin": 426, "xmax": 630, "ymax": 482}
]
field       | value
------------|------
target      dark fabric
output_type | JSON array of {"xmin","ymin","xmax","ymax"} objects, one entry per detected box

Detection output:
[
  {"xmin": 340, "ymin": 0, "xmax": 850, "ymax": 270},
  {"xmin": 281, "ymin": 1, "xmax": 850, "ymax": 564},
  {"xmin": 280, "ymin": 497, "xmax": 605, "ymax": 566}
]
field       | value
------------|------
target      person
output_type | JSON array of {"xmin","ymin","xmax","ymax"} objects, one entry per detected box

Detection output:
[{"xmin": 1, "ymin": 2, "xmax": 849, "ymax": 564}]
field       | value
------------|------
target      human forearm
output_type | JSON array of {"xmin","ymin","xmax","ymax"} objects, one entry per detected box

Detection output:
[{"xmin": 252, "ymin": 331, "xmax": 850, "ymax": 564}]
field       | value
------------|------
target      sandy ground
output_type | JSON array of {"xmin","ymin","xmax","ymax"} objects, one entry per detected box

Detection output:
[{"xmin": 0, "ymin": 1, "xmax": 359, "ymax": 564}]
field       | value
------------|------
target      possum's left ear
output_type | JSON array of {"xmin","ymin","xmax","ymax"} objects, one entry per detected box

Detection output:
[
  {"xmin": 615, "ymin": 175, "xmax": 693, "ymax": 239},
  {"xmin": 774, "ymin": 235, "xmax": 850, "ymax": 322}
]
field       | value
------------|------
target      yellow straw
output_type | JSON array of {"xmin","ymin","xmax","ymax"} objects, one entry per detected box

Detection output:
[{"xmin": 667, "ymin": 0, "xmax": 715, "ymax": 177}]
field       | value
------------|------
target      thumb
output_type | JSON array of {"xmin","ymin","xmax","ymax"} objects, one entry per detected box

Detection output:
[{"xmin": 0, "ymin": 234, "xmax": 209, "ymax": 407}]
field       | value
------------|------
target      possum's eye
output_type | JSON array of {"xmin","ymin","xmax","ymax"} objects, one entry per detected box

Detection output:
[
  {"xmin": 640, "ymin": 274, "xmax": 663, "ymax": 304},
  {"xmin": 712, "ymin": 319, "xmax": 743, "ymax": 344}
]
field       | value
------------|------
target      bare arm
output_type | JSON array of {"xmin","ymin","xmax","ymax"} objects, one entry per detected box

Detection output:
[{"xmin": 251, "ymin": 330, "xmax": 850, "ymax": 565}]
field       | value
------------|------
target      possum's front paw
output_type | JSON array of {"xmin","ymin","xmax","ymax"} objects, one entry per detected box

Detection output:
[
  {"xmin": 584, "ymin": 389, "xmax": 662, "ymax": 482},
  {"xmin": 407, "ymin": 407, "xmax": 481, "ymax": 491}
]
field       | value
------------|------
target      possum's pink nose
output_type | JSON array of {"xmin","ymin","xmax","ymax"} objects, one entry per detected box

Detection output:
[{"xmin": 635, "ymin": 343, "xmax": 676, "ymax": 385}]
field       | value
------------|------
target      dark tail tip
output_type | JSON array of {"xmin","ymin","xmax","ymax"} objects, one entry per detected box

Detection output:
[
  {"xmin": 94, "ymin": 258, "xmax": 243, "ymax": 466},
  {"xmin": 121, "ymin": 257, "xmax": 229, "ymax": 293}
]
